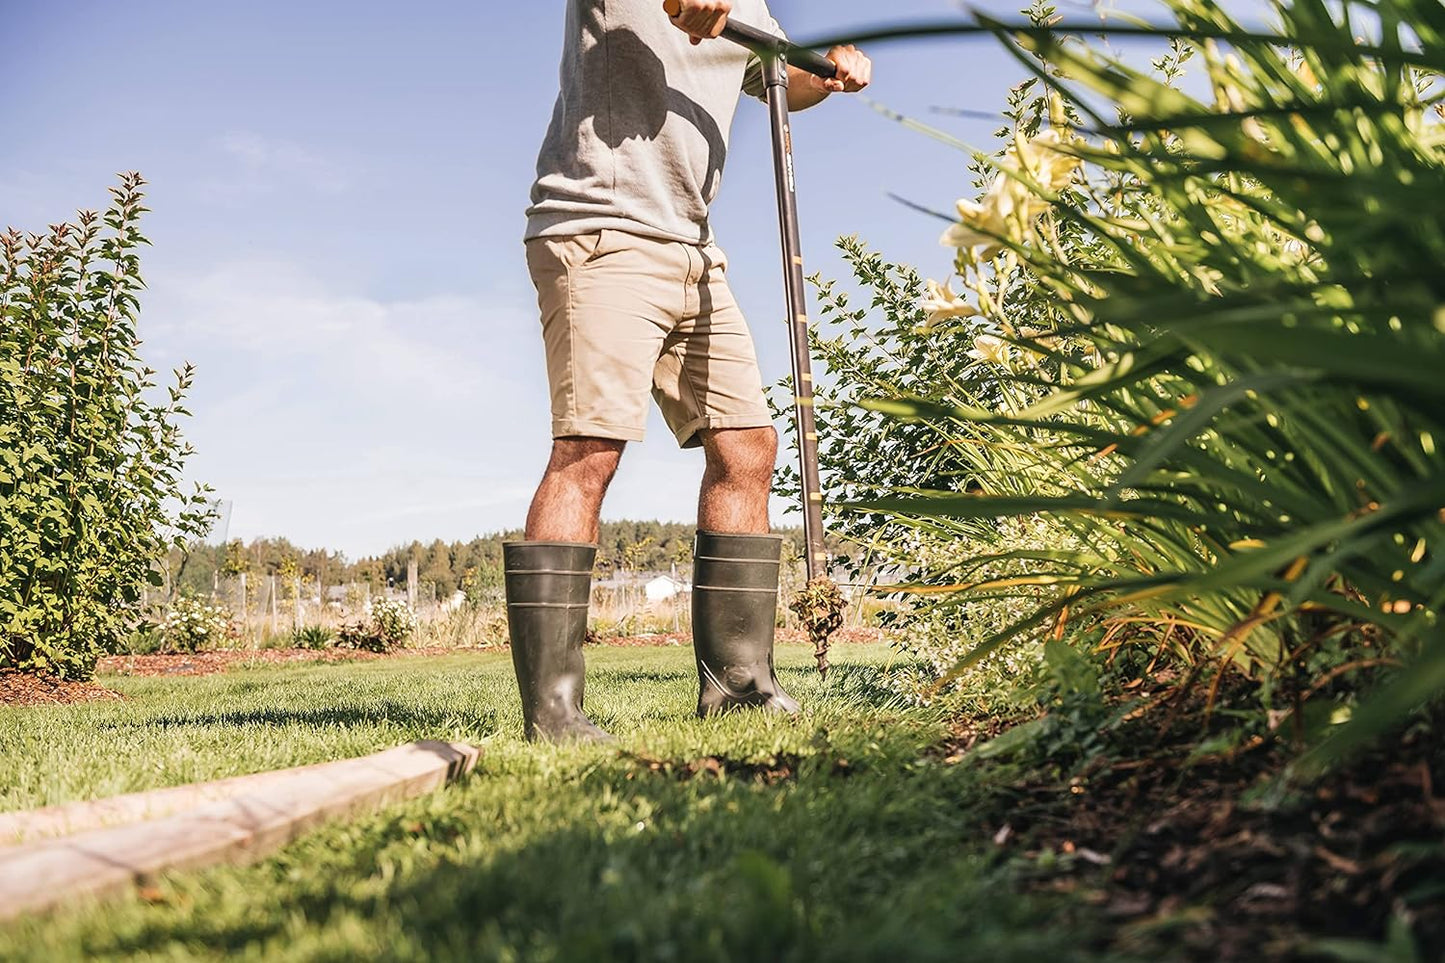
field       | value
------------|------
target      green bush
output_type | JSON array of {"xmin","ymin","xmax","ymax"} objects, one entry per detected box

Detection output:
[
  {"xmin": 0, "ymin": 173, "xmax": 212, "ymax": 679},
  {"xmin": 291, "ymin": 625, "xmax": 336, "ymax": 650},
  {"xmin": 119, "ymin": 620, "xmax": 167, "ymax": 656},
  {"xmin": 803, "ymin": 0, "xmax": 1444, "ymax": 762}
]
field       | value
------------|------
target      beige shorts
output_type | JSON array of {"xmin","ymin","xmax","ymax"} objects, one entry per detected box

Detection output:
[{"xmin": 524, "ymin": 229, "xmax": 772, "ymax": 449}]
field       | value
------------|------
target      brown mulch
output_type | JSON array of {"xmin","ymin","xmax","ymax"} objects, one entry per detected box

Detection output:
[
  {"xmin": 0, "ymin": 669, "xmax": 124, "ymax": 706},
  {"xmin": 589, "ymin": 627, "xmax": 884, "ymax": 648},
  {"xmin": 95, "ymin": 646, "xmax": 485, "ymax": 678},
  {"xmin": 88, "ymin": 628, "xmax": 884, "ymax": 679},
  {"xmin": 962, "ymin": 690, "xmax": 1445, "ymax": 961}
]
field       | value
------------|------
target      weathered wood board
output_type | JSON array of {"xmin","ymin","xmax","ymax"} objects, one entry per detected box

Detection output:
[
  {"xmin": 2, "ymin": 763, "xmax": 335, "ymax": 846},
  {"xmin": 0, "ymin": 740, "xmax": 480, "ymax": 920}
]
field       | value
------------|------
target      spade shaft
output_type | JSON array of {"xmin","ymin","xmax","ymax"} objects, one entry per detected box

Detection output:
[{"xmin": 720, "ymin": 20, "xmax": 835, "ymax": 582}]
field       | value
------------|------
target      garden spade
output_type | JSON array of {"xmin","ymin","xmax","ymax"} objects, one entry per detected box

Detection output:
[{"xmin": 714, "ymin": 16, "xmax": 845, "ymax": 678}]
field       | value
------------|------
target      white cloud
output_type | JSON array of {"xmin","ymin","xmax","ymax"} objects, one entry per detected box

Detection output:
[
  {"xmin": 133, "ymin": 259, "xmax": 798, "ymax": 556},
  {"xmin": 134, "ymin": 258, "xmax": 558, "ymax": 555},
  {"xmin": 206, "ymin": 131, "xmax": 352, "ymax": 196},
  {"xmin": 147, "ymin": 259, "xmax": 516, "ymax": 404}
]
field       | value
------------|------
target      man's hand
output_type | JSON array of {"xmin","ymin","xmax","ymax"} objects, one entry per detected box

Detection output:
[
  {"xmin": 787, "ymin": 45, "xmax": 871, "ymax": 111},
  {"xmin": 663, "ymin": 0, "xmax": 732, "ymax": 46},
  {"xmin": 810, "ymin": 45, "xmax": 871, "ymax": 94}
]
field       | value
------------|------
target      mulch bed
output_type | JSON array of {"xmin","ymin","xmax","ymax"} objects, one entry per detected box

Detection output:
[
  {"xmin": 96, "ymin": 648, "xmax": 397, "ymax": 678},
  {"xmin": 961, "ymin": 689, "xmax": 1445, "ymax": 960},
  {"xmin": 85, "ymin": 628, "xmax": 884, "ymax": 680},
  {"xmin": 1, "ymin": 629, "xmax": 884, "ymax": 696},
  {"xmin": 0, "ymin": 669, "xmax": 125, "ymax": 707},
  {"xmin": 590, "ymin": 627, "xmax": 883, "ymax": 648}
]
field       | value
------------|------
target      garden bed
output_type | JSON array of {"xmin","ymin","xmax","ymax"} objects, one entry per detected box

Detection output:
[
  {"xmin": 0, "ymin": 670, "xmax": 125, "ymax": 707},
  {"xmin": 957, "ymin": 686, "xmax": 1445, "ymax": 961},
  {"xmin": 88, "ymin": 629, "xmax": 885, "ymax": 679}
]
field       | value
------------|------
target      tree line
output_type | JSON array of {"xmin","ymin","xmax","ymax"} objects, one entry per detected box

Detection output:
[{"xmin": 170, "ymin": 522, "xmax": 812, "ymax": 600}]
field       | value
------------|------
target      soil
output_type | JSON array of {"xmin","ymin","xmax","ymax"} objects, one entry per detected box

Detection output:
[
  {"xmin": 85, "ymin": 628, "xmax": 884, "ymax": 680},
  {"xmin": 0, "ymin": 670, "xmax": 125, "ymax": 707},
  {"xmin": 962, "ymin": 689, "xmax": 1445, "ymax": 960},
  {"xmin": 96, "ymin": 648, "xmax": 398, "ymax": 678},
  {"xmin": 590, "ymin": 627, "xmax": 883, "ymax": 649}
]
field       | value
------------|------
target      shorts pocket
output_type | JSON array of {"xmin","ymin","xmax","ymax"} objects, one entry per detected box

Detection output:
[
  {"xmin": 581, "ymin": 228, "xmax": 625, "ymax": 267},
  {"xmin": 527, "ymin": 233, "xmax": 603, "ymax": 275}
]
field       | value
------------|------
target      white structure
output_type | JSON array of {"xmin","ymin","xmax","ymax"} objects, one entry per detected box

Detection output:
[{"xmin": 643, "ymin": 575, "xmax": 690, "ymax": 602}]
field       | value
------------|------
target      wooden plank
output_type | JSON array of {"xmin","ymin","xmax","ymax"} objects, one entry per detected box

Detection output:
[
  {"xmin": 0, "ymin": 740, "xmax": 479, "ymax": 921},
  {"xmin": 3, "ymin": 765, "xmax": 337, "ymax": 846}
]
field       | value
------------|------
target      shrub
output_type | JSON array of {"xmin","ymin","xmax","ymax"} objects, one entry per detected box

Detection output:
[
  {"xmin": 338, "ymin": 597, "xmax": 416, "ymax": 653},
  {"xmin": 163, "ymin": 594, "xmax": 233, "ymax": 653},
  {"xmin": 802, "ymin": 0, "xmax": 1444, "ymax": 762},
  {"xmin": 369, "ymin": 597, "xmax": 417, "ymax": 646},
  {"xmin": 0, "ymin": 173, "xmax": 212, "ymax": 678},
  {"xmin": 120, "ymin": 621, "xmax": 167, "ymax": 656},
  {"xmin": 291, "ymin": 625, "xmax": 336, "ymax": 650}
]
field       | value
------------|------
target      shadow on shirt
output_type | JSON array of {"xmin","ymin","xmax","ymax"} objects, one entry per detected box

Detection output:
[{"xmin": 587, "ymin": 27, "xmax": 729, "ymax": 229}]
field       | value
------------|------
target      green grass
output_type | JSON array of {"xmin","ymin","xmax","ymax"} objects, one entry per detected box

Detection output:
[{"xmin": 0, "ymin": 644, "xmax": 1125, "ymax": 962}]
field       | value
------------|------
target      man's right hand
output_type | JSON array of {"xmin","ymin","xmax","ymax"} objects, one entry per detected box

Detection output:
[{"xmin": 662, "ymin": 0, "xmax": 732, "ymax": 46}]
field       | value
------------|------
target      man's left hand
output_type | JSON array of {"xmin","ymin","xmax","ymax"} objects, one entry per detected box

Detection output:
[{"xmin": 810, "ymin": 45, "xmax": 871, "ymax": 94}]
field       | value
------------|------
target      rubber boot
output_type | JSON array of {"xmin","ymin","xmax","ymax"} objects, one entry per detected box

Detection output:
[
  {"xmin": 503, "ymin": 541, "xmax": 611, "ymax": 742},
  {"xmin": 691, "ymin": 531, "xmax": 801, "ymax": 717}
]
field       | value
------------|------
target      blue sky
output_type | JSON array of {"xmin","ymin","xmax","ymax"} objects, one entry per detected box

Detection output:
[{"xmin": 3, "ymin": 0, "xmax": 1156, "ymax": 558}]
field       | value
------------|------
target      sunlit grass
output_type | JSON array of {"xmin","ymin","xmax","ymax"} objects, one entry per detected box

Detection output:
[{"xmin": 0, "ymin": 645, "xmax": 1133, "ymax": 962}]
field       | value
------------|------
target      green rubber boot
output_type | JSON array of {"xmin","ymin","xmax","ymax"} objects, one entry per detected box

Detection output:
[
  {"xmin": 504, "ymin": 541, "xmax": 611, "ymax": 742},
  {"xmin": 691, "ymin": 531, "xmax": 801, "ymax": 717}
]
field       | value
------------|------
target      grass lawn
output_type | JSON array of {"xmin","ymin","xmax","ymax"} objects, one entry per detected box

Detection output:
[{"xmin": 0, "ymin": 643, "xmax": 1124, "ymax": 962}]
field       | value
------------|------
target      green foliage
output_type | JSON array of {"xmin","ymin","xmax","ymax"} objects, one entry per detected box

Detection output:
[
  {"xmin": 0, "ymin": 173, "xmax": 212, "ymax": 678},
  {"xmin": 119, "ymin": 620, "xmax": 166, "ymax": 656},
  {"xmin": 162, "ymin": 594, "xmax": 233, "ymax": 653},
  {"xmin": 291, "ymin": 624, "xmax": 336, "ymax": 650},
  {"xmin": 804, "ymin": 0, "xmax": 1444, "ymax": 762}
]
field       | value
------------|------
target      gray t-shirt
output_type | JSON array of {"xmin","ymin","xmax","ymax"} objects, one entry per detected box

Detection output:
[{"xmin": 525, "ymin": 0, "xmax": 783, "ymax": 245}]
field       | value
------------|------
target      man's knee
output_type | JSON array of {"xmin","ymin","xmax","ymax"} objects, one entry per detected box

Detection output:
[
  {"xmin": 703, "ymin": 426, "xmax": 778, "ymax": 485},
  {"xmin": 544, "ymin": 437, "xmax": 626, "ymax": 495}
]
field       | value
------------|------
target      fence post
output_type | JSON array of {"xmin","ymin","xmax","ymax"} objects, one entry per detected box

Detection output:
[
  {"xmin": 407, "ymin": 559, "xmax": 418, "ymax": 609},
  {"xmin": 269, "ymin": 575, "xmax": 278, "ymax": 635},
  {"xmin": 239, "ymin": 571, "xmax": 248, "ymax": 626},
  {"xmin": 293, "ymin": 575, "xmax": 302, "ymax": 630}
]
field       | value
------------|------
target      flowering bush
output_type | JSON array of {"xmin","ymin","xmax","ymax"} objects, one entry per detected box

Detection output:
[
  {"xmin": 799, "ymin": 0, "xmax": 1444, "ymax": 762},
  {"xmin": 370, "ymin": 597, "xmax": 417, "ymax": 645},
  {"xmin": 338, "ymin": 597, "xmax": 417, "ymax": 653},
  {"xmin": 163, "ymin": 595, "xmax": 234, "ymax": 653}
]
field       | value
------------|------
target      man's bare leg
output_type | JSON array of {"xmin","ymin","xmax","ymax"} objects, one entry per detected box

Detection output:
[
  {"xmin": 525, "ymin": 437, "xmax": 626, "ymax": 543},
  {"xmin": 509, "ymin": 436, "xmax": 624, "ymax": 743},
  {"xmin": 697, "ymin": 425, "xmax": 777, "ymax": 534},
  {"xmin": 691, "ymin": 425, "xmax": 797, "ymax": 714}
]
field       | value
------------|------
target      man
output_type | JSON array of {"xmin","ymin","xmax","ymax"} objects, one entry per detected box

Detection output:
[{"xmin": 505, "ymin": 0, "xmax": 871, "ymax": 741}]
